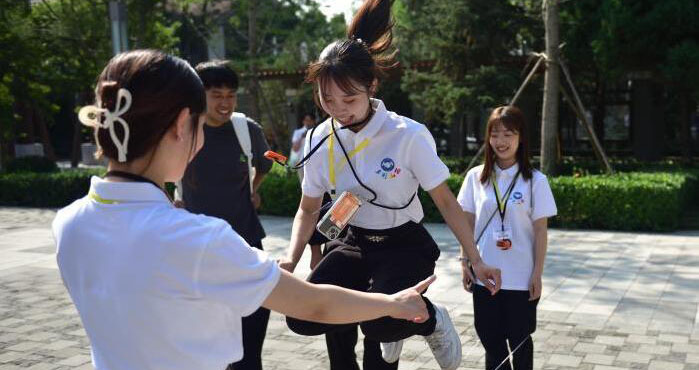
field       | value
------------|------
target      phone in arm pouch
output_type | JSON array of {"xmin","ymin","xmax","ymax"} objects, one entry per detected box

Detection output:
[{"xmin": 316, "ymin": 191, "xmax": 362, "ymax": 240}]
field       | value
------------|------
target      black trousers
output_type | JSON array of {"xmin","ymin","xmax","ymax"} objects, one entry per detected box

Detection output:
[
  {"xmin": 325, "ymin": 325, "xmax": 396, "ymax": 370},
  {"xmin": 322, "ymin": 244, "xmax": 397, "ymax": 370},
  {"xmin": 286, "ymin": 222, "xmax": 440, "ymax": 369},
  {"xmin": 472, "ymin": 285, "xmax": 539, "ymax": 370},
  {"xmin": 228, "ymin": 241, "xmax": 271, "ymax": 370}
]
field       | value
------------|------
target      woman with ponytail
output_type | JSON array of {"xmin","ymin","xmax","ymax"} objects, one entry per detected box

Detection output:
[
  {"xmin": 51, "ymin": 50, "xmax": 438, "ymax": 370},
  {"xmin": 279, "ymin": 1, "xmax": 502, "ymax": 369}
]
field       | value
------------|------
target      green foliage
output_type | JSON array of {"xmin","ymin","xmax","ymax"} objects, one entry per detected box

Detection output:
[
  {"xmin": 4, "ymin": 156, "xmax": 58, "ymax": 174},
  {"xmin": 562, "ymin": 0, "xmax": 699, "ymax": 122},
  {"xmin": 257, "ymin": 163, "xmax": 302, "ymax": 216},
  {"xmin": 0, "ymin": 0, "xmax": 183, "ymax": 152},
  {"xmin": 0, "ymin": 169, "xmax": 103, "ymax": 208},
  {"xmin": 549, "ymin": 171, "xmax": 699, "ymax": 231},
  {"xmin": 222, "ymin": 0, "xmax": 345, "ymax": 72},
  {"xmin": 419, "ymin": 173, "xmax": 464, "ymax": 224},
  {"xmin": 440, "ymin": 156, "xmax": 478, "ymax": 174},
  {"xmin": 1, "ymin": 164, "xmax": 696, "ymax": 232},
  {"xmin": 395, "ymin": 0, "xmax": 541, "ymax": 123}
]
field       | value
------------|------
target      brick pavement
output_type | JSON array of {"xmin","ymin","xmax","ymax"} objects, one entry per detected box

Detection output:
[{"xmin": 1, "ymin": 207, "xmax": 698, "ymax": 369}]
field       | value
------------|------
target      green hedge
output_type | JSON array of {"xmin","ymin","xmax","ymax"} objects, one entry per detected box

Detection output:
[
  {"xmin": 549, "ymin": 171, "xmax": 698, "ymax": 231},
  {"xmin": 257, "ymin": 164, "xmax": 302, "ymax": 216},
  {"xmin": 4, "ymin": 156, "xmax": 59, "ymax": 174},
  {"xmin": 440, "ymin": 156, "xmax": 699, "ymax": 176},
  {"xmin": 1, "ymin": 164, "xmax": 697, "ymax": 232},
  {"xmin": 0, "ymin": 169, "xmax": 103, "ymax": 207}
]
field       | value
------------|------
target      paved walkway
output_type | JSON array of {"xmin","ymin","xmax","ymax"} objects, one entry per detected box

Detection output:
[{"xmin": 1, "ymin": 207, "xmax": 698, "ymax": 370}]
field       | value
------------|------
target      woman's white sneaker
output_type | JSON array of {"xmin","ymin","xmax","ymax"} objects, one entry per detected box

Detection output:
[
  {"xmin": 424, "ymin": 304, "xmax": 462, "ymax": 370},
  {"xmin": 380, "ymin": 340, "xmax": 403, "ymax": 363}
]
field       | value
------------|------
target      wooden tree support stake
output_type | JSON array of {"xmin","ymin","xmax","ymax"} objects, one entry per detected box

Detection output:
[
  {"xmin": 558, "ymin": 58, "xmax": 614, "ymax": 174},
  {"xmin": 464, "ymin": 55, "xmax": 546, "ymax": 175}
]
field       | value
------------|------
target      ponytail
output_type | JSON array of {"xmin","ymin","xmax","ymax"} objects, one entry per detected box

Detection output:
[{"xmin": 306, "ymin": 0, "xmax": 397, "ymax": 104}]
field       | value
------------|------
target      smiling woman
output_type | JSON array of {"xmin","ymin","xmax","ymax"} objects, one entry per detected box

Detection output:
[
  {"xmin": 278, "ymin": 1, "xmax": 502, "ymax": 369},
  {"xmin": 457, "ymin": 105, "xmax": 558, "ymax": 370}
]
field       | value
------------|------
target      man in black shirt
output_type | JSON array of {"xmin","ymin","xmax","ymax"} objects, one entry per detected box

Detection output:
[{"xmin": 178, "ymin": 60, "xmax": 273, "ymax": 370}]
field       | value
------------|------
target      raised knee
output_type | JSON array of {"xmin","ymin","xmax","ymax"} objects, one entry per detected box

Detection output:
[{"xmin": 285, "ymin": 316, "xmax": 326, "ymax": 336}]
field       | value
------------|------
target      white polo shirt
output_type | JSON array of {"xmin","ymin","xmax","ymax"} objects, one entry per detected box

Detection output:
[
  {"xmin": 302, "ymin": 99, "xmax": 450, "ymax": 229},
  {"xmin": 52, "ymin": 177, "xmax": 280, "ymax": 370},
  {"xmin": 457, "ymin": 164, "xmax": 557, "ymax": 290}
]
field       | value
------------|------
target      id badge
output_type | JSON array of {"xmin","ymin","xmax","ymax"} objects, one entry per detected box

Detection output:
[
  {"xmin": 494, "ymin": 229, "xmax": 513, "ymax": 250},
  {"xmin": 316, "ymin": 191, "xmax": 362, "ymax": 240}
]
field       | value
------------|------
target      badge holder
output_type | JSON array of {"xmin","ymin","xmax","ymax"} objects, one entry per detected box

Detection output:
[
  {"xmin": 316, "ymin": 191, "xmax": 362, "ymax": 240},
  {"xmin": 494, "ymin": 229, "xmax": 513, "ymax": 250}
]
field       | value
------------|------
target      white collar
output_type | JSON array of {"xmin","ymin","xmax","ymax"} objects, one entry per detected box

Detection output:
[
  {"xmin": 495, "ymin": 162, "xmax": 519, "ymax": 178},
  {"xmin": 89, "ymin": 176, "xmax": 171, "ymax": 204}
]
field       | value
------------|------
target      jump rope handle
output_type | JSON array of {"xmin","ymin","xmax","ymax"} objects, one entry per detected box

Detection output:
[{"xmin": 264, "ymin": 150, "xmax": 288, "ymax": 166}]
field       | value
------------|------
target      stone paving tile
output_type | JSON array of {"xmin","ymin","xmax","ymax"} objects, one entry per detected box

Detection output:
[{"xmin": 1, "ymin": 208, "xmax": 698, "ymax": 369}]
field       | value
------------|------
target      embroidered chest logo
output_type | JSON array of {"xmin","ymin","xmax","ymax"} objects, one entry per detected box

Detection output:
[
  {"xmin": 376, "ymin": 157, "xmax": 401, "ymax": 180},
  {"xmin": 511, "ymin": 191, "xmax": 525, "ymax": 205}
]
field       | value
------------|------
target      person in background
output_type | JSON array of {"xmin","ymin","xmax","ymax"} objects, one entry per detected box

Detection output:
[
  {"xmin": 457, "ymin": 105, "xmax": 557, "ymax": 370},
  {"xmin": 175, "ymin": 60, "xmax": 273, "ymax": 370},
  {"xmin": 290, "ymin": 113, "xmax": 316, "ymax": 181}
]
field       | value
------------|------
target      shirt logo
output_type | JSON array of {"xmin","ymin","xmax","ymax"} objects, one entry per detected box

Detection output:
[
  {"xmin": 381, "ymin": 158, "xmax": 395, "ymax": 172},
  {"xmin": 511, "ymin": 191, "xmax": 525, "ymax": 204},
  {"xmin": 376, "ymin": 157, "xmax": 401, "ymax": 179}
]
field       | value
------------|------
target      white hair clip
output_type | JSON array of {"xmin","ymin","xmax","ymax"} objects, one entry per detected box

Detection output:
[{"xmin": 78, "ymin": 88, "xmax": 132, "ymax": 162}]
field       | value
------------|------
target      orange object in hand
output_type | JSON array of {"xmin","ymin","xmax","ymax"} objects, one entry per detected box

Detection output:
[{"xmin": 264, "ymin": 150, "xmax": 287, "ymax": 164}]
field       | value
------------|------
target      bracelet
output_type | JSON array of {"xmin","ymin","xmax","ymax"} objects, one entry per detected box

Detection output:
[{"xmin": 457, "ymin": 256, "xmax": 469, "ymax": 262}]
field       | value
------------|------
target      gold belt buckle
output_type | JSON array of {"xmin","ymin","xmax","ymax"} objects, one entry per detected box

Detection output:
[{"xmin": 365, "ymin": 235, "xmax": 387, "ymax": 243}]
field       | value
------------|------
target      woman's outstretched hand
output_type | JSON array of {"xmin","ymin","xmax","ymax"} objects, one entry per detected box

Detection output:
[{"xmin": 389, "ymin": 275, "xmax": 437, "ymax": 323}]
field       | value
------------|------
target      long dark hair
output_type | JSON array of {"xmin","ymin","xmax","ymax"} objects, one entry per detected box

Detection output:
[
  {"xmin": 92, "ymin": 49, "xmax": 205, "ymax": 163},
  {"xmin": 305, "ymin": 0, "xmax": 397, "ymax": 106},
  {"xmin": 480, "ymin": 105, "xmax": 533, "ymax": 184}
]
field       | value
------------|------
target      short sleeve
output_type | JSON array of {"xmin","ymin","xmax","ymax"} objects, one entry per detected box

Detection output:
[
  {"xmin": 456, "ymin": 169, "xmax": 477, "ymax": 213},
  {"xmin": 407, "ymin": 127, "xmax": 450, "ymax": 191},
  {"xmin": 249, "ymin": 119, "xmax": 273, "ymax": 174},
  {"xmin": 195, "ymin": 224, "xmax": 281, "ymax": 316},
  {"xmin": 531, "ymin": 173, "xmax": 557, "ymax": 221},
  {"xmin": 300, "ymin": 127, "xmax": 326, "ymax": 198}
]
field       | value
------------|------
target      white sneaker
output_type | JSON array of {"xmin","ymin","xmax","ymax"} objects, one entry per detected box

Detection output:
[
  {"xmin": 380, "ymin": 340, "xmax": 403, "ymax": 363},
  {"xmin": 424, "ymin": 304, "xmax": 462, "ymax": 370}
]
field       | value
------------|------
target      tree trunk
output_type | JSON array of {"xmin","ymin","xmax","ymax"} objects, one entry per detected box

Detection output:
[
  {"xmin": 540, "ymin": 0, "xmax": 560, "ymax": 175},
  {"xmin": 71, "ymin": 94, "xmax": 82, "ymax": 168},
  {"xmin": 34, "ymin": 108, "xmax": 56, "ymax": 161},
  {"xmin": 679, "ymin": 93, "xmax": 691, "ymax": 161},
  {"xmin": 247, "ymin": 1, "xmax": 261, "ymax": 122},
  {"xmin": 593, "ymin": 73, "xmax": 606, "ymax": 142},
  {"xmin": 449, "ymin": 114, "xmax": 465, "ymax": 157}
]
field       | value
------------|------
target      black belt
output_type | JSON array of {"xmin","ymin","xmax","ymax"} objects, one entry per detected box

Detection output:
[{"xmin": 348, "ymin": 221, "xmax": 422, "ymax": 243}]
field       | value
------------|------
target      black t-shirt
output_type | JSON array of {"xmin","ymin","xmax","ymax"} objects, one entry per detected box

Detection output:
[{"xmin": 183, "ymin": 117, "xmax": 272, "ymax": 245}]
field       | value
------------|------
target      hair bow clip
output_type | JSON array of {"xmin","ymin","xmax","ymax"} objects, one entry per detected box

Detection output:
[{"xmin": 78, "ymin": 88, "xmax": 132, "ymax": 162}]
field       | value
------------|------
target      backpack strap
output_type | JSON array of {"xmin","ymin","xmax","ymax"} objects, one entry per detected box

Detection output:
[{"xmin": 231, "ymin": 113, "xmax": 255, "ymax": 194}]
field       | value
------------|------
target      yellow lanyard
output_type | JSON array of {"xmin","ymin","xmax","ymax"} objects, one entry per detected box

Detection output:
[
  {"xmin": 491, "ymin": 173, "xmax": 518, "ymax": 213},
  {"xmin": 328, "ymin": 131, "xmax": 370, "ymax": 192}
]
